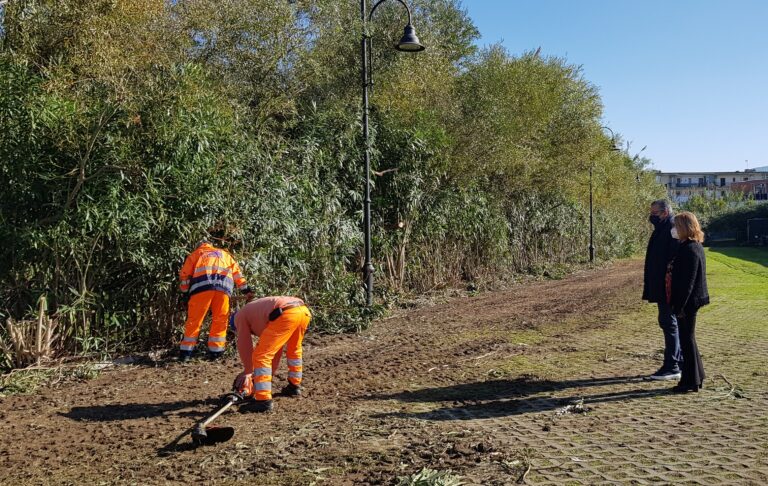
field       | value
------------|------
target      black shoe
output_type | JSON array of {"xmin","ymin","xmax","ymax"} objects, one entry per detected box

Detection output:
[
  {"xmin": 671, "ymin": 384, "xmax": 700, "ymax": 393},
  {"xmin": 207, "ymin": 351, "xmax": 225, "ymax": 361},
  {"xmin": 281, "ymin": 383, "xmax": 301, "ymax": 397},
  {"xmin": 179, "ymin": 350, "xmax": 194, "ymax": 362},
  {"xmin": 239, "ymin": 399, "xmax": 274, "ymax": 413}
]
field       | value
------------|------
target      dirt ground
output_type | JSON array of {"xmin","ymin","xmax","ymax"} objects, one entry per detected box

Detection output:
[{"xmin": 1, "ymin": 259, "xmax": 767, "ymax": 485}]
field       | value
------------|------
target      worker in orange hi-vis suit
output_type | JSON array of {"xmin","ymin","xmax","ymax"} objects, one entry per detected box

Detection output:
[
  {"xmin": 178, "ymin": 239, "xmax": 253, "ymax": 361},
  {"xmin": 232, "ymin": 296, "xmax": 311, "ymax": 413}
]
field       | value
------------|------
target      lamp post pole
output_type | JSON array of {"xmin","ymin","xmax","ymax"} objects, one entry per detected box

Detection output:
[
  {"xmin": 360, "ymin": 0, "xmax": 424, "ymax": 306},
  {"xmin": 361, "ymin": 0, "xmax": 374, "ymax": 306},
  {"xmin": 589, "ymin": 164, "xmax": 594, "ymax": 263},
  {"xmin": 589, "ymin": 126, "xmax": 620, "ymax": 264}
]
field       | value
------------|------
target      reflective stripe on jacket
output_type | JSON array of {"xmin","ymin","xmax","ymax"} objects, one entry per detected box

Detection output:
[{"xmin": 179, "ymin": 243, "xmax": 247, "ymax": 297}]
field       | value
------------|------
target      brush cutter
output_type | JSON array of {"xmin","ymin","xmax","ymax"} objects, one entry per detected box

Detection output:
[{"xmin": 191, "ymin": 392, "xmax": 243, "ymax": 446}]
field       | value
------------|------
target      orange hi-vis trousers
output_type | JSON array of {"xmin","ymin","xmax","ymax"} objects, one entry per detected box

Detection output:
[
  {"xmin": 251, "ymin": 306, "xmax": 311, "ymax": 401},
  {"xmin": 180, "ymin": 290, "xmax": 230, "ymax": 353}
]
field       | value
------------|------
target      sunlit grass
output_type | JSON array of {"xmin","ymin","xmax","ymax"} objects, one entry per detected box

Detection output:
[{"xmin": 702, "ymin": 247, "xmax": 768, "ymax": 338}]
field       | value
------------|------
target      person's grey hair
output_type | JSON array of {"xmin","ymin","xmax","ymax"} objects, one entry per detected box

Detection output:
[{"xmin": 651, "ymin": 199, "xmax": 674, "ymax": 215}]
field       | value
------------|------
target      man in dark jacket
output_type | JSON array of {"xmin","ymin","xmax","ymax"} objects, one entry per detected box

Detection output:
[{"xmin": 642, "ymin": 199, "xmax": 681, "ymax": 380}]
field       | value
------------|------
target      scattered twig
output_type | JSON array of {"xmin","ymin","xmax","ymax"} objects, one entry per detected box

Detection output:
[
  {"xmin": 458, "ymin": 350, "xmax": 498, "ymax": 362},
  {"xmin": 718, "ymin": 373, "xmax": 734, "ymax": 390},
  {"xmin": 710, "ymin": 373, "xmax": 748, "ymax": 400},
  {"xmin": 554, "ymin": 398, "xmax": 591, "ymax": 415},
  {"xmin": 517, "ymin": 462, "xmax": 531, "ymax": 484},
  {"xmin": 427, "ymin": 364, "xmax": 450, "ymax": 372},
  {"xmin": 1, "ymin": 365, "xmax": 58, "ymax": 378},
  {"xmin": 518, "ymin": 461, "xmax": 569, "ymax": 484}
]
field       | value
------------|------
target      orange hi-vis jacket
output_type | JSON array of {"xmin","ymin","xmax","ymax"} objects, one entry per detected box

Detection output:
[{"xmin": 179, "ymin": 243, "xmax": 248, "ymax": 297}]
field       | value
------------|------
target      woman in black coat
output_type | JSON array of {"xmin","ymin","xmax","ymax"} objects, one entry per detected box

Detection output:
[{"xmin": 669, "ymin": 211, "xmax": 710, "ymax": 393}]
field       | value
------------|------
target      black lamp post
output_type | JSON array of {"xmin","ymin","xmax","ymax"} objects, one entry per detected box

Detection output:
[
  {"xmin": 589, "ymin": 162, "xmax": 595, "ymax": 263},
  {"xmin": 589, "ymin": 126, "xmax": 621, "ymax": 263},
  {"xmin": 360, "ymin": 0, "xmax": 424, "ymax": 306}
]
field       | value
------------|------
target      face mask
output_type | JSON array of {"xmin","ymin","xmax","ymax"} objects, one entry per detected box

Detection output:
[
  {"xmin": 671, "ymin": 227, "xmax": 679, "ymax": 239},
  {"xmin": 649, "ymin": 215, "xmax": 662, "ymax": 226}
]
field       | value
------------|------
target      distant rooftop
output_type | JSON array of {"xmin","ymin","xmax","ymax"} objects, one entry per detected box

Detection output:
[{"xmin": 655, "ymin": 168, "xmax": 768, "ymax": 175}]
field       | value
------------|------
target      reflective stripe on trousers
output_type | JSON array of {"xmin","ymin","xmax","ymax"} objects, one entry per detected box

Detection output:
[
  {"xmin": 180, "ymin": 335, "xmax": 197, "ymax": 351},
  {"xmin": 286, "ymin": 357, "xmax": 303, "ymax": 385},
  {"xmin": 251, "ymin": 366, "xmax": 273, "ymax": 394},
  {"xmin": 207, "ymin": 334, "xmax": 227, "ymax": 352},
  {"xmin": 250, "ymin": 306, "xmax": 311, "ymax": 401}
]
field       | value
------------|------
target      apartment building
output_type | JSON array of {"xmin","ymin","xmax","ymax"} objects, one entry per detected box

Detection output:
[
  {"xmin": 731, "ymin": 179, "xmax": 768, "ymax": 201},
  {"xmin": 655, "ymin": 168, "xmax": 768, "ymax": 203}
]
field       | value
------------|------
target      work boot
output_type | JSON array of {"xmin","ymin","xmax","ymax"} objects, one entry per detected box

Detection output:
[
  {"xmin": 281, "ymin": 383, "xmax": 301, "ymax": 397},
  {"xmin": 207, "ymin": 351, "xmax": 225, "ymax": 361},
  {"xmin": 179, "ymin": 350, "xmax": 194, "ymax": 362},
  {"xmin": 239, "ymin": 399, "xmax": 274, "ymax": 413}
]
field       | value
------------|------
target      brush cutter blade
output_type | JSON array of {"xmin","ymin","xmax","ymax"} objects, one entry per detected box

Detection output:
[{"xmin": 191, "ymin": 426, "xmax": 235, "ymax": 446}]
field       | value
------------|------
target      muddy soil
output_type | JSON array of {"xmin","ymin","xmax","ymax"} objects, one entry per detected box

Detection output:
[{"xmin": 0, "ymin": 261, "xmax": 658, "ymax": 484}]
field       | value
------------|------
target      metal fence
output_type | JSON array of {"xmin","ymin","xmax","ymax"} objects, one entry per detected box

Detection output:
[
  {"xmin": 705, "ymin": 231, "xmax": 742, "ymax": 247},
  {"xmin": 747, "ymin": 218, "xmax": 768, "ymax": 246}
]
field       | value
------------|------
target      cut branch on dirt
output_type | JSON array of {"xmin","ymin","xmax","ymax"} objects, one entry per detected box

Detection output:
[{"xmin": 711, "ymin": 373, "xmax": 748, "ymax": 400}]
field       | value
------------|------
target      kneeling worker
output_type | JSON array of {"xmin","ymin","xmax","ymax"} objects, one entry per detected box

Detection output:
[{"xmin": 232, "ymin": 296, "xmax": 311, "ymax": 412}]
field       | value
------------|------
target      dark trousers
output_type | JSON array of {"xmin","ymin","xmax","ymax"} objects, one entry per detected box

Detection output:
[
  {"xmin": 657, "ymin": 302, "xmax": 682, "ymax": 371},
  {"xmin": 678, "ymin": 308, "xmax": 705, "ymax": 387}
]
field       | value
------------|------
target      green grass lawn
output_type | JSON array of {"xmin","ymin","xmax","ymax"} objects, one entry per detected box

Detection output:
[{"xmin": 703, "ymin": 247, "xmax": 768, "ymax": 338}]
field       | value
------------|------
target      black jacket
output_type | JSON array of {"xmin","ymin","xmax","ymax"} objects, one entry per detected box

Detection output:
[
  {"xmin": 642, "ymin": 218, "xmax": 679, "ymax": 303},
  {"xmin": 670, "ymin": 240, "xmax": 710, "ymax": 314}
]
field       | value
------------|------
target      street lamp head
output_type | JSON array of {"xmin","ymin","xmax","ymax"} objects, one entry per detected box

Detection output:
[
  {"xmin": 396, "ymin": 24, "xmax": 425, "ymax": 52},
  {"xmin": 600, "ymin": 125, "xmax": 621, "ymax": 152}
]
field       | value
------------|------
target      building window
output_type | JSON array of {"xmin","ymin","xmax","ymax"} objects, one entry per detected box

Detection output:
[
  {"xmin": 744, "ymin": 177, "xmax": 749, "ymax": 181},
  {"xmin": 733, "ymin": 177, "xmax": 736, "ymax": 182},
  {"xmin": 720, "ymin": 178, "xmax": 726, "ymax": 186}
]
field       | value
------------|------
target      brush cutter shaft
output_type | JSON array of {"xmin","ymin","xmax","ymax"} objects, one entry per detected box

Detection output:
[{"xmin": 200, "ymin": 394, "xmax": 239, "ymax": 428}]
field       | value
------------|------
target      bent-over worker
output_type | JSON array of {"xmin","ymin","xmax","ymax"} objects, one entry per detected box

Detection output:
[
  {"xmin": 232, "ymin": 296, "xmax": 311, "ymax": 412},
  {"xmin": 178, "ymin": 239, "xmax": 253, "ymax": 361}
]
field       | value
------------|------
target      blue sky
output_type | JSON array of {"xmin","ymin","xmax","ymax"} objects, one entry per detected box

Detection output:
[{"xmin": 462, "ymin": 0, "xmax": 768, "ymax": 172}]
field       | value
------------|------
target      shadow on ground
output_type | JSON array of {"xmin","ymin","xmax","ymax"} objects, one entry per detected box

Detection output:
[
  {"xmin": 373, "ymin": 375, "xmax": 647, "ymax": 402},
  {"xmin": 372, "ymin": 375, "xmax": 672, "ymax": 421},
  {"xmin": 61, "ymin": 396, "xmax": 223, "ymax": 422},
  {"xmin": 709, "ymin": 246, "xmax": 768, "ymax": 267}
]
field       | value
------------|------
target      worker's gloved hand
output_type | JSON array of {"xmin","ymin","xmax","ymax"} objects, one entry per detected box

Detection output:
[{"xmin": 232, "ymin": 373, "xmax": 254, "ymax": 398}]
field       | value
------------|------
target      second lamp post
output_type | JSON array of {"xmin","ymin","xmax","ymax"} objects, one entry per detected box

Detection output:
[{"xmin": 360, "ymin": 0, "xmax": 425, "ymax": 306}]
